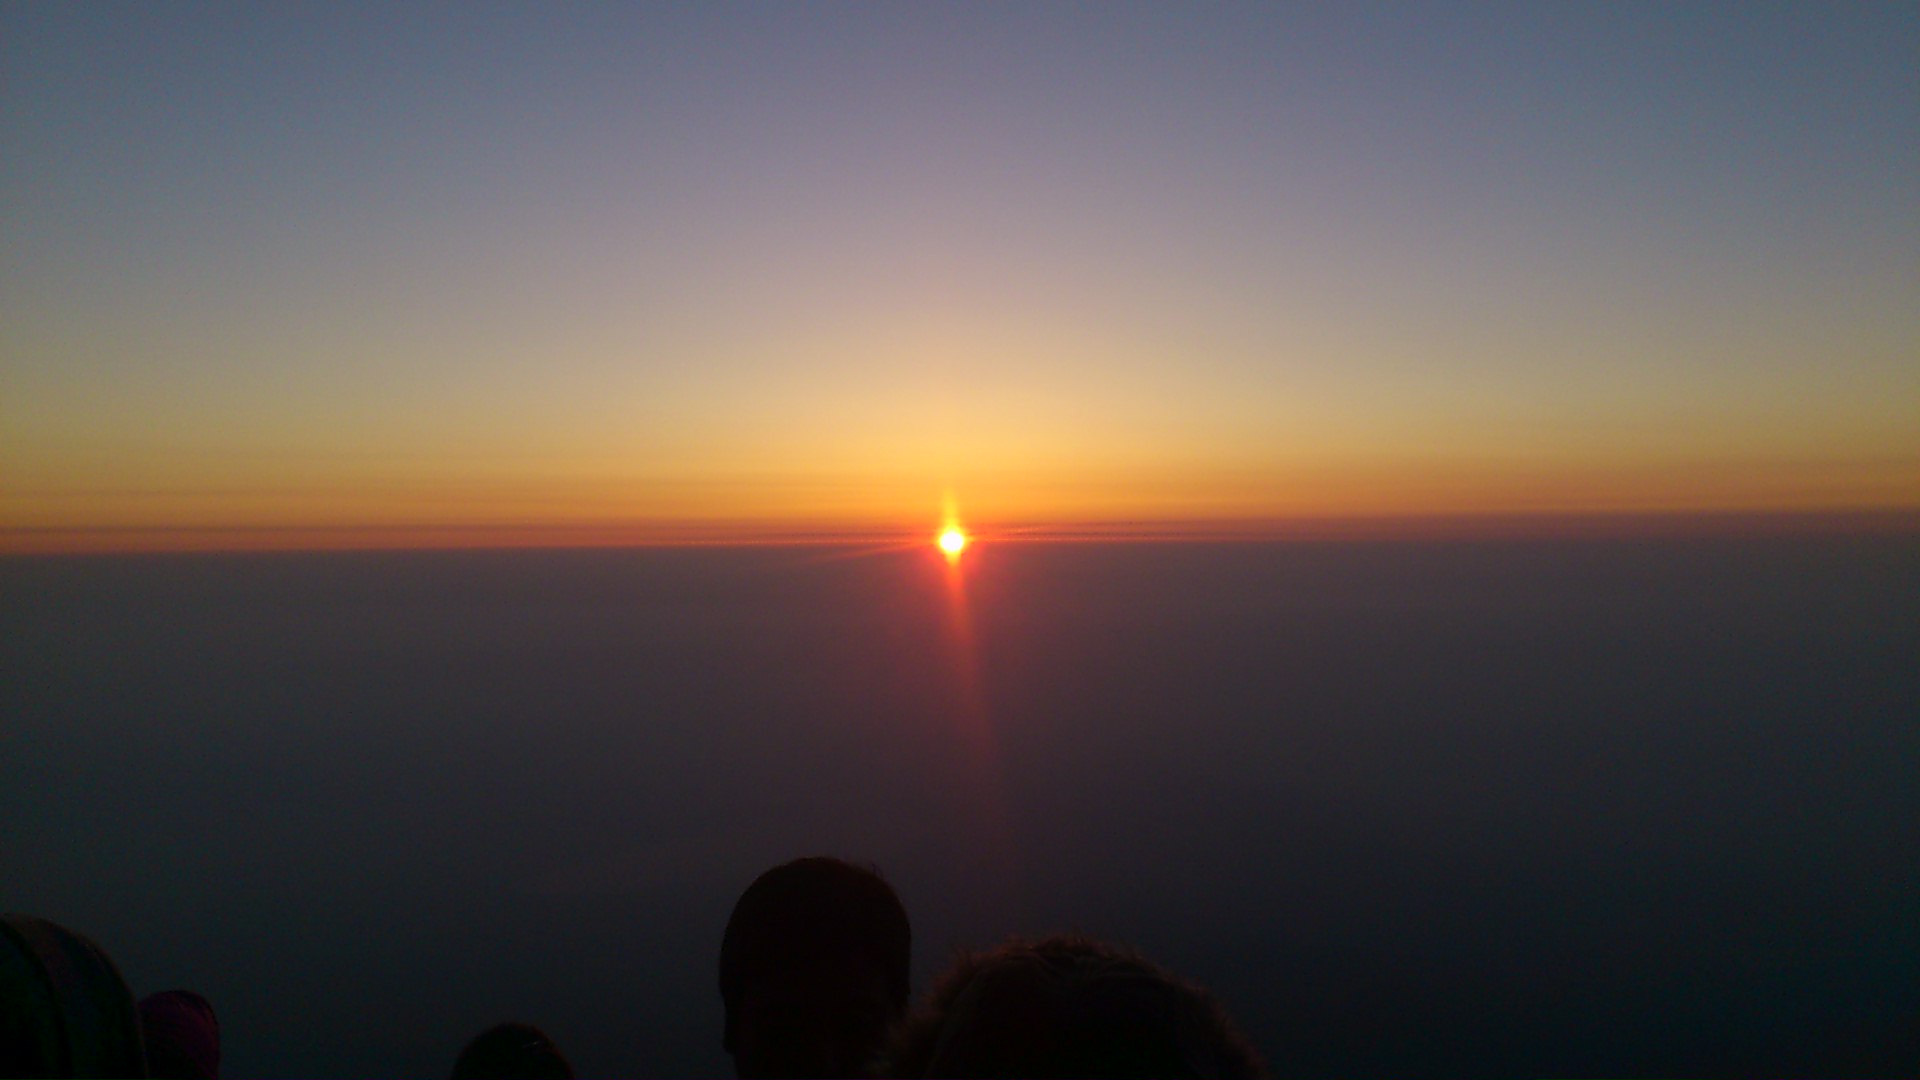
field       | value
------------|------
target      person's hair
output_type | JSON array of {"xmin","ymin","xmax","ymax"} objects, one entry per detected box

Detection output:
[
  {"xmin": 449, "ymin": 1021, "xmax": 573, "ymax": 1080},
  {"xmin": 717, "ymin": 856, "xmax": 911, "ymax": 1048},
  {"xmin": 0, "ymin": 914, "xmax": 147, "ymax": 1078},
  {"xmin": 139, "ymin": 990, "xmax": 221, "ymax": 1080},
  {"xmin": 883, "ymin": 934, "xmax": 1268, "ymax": 1079}
]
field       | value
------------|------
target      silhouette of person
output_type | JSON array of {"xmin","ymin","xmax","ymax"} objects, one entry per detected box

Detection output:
[
  {"xmin": 0, "ymin": 914, "xmax": 146, "ymax": 1077},
  {"xmin": 718, "ymin": 857, "xmax": 911, "ymax": 1078},
  {"xmin": 449, "ymin": 1021, "xmax": 574, "ymax": 1080},
  {"xmin": 882, "ymin": 934, "xmax": 1268, "ymax": 1079},
  {"xmin": 139, "ymin": 990, "xmax": 221, "ymax": 1079}
]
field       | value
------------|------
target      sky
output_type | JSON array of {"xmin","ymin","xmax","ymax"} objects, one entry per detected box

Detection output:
[{"xmin": 3, "ymin": 2, "xmax": 1916, "ymax": 550}]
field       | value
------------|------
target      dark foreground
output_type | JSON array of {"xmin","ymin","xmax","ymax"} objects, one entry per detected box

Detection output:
[{"xmin": 4, "ymin": 534, "xmax": 1916, "ymax": 1075}]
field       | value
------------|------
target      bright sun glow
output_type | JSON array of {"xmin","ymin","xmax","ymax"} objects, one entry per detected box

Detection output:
[{"xmin": 938, "ymin": 527, "xmax": 969, "ymax": 556}]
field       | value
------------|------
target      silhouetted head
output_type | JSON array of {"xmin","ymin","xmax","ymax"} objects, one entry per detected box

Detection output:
[
  {"xmin": 139, "ymin": 990, "xmax": 221, "ymax": 1080},
  {"xmin": 883, "ymin": 934, "xmax": 1267, "ymax": 1079},
  {"xmin": 449, "ymin": 1021, "xmax": 573, "ymax": 1080},
  {"xmin": 0, "ymin": 914, "xmax": 146, "ymax": 1078},
  {"xmin": 719, "ymin": 857, "xmax": 911, "ymax": 1078}
]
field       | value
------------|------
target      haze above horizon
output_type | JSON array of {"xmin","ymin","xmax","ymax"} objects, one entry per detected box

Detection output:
[{"xmin": 4, "ymin": 4, "xmax": 1916, "ymax": 553}]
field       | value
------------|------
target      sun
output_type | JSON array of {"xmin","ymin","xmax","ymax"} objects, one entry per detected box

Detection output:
[{"xmin": 938, "ymin": 527, "xmax": 969, "ymax": 557}]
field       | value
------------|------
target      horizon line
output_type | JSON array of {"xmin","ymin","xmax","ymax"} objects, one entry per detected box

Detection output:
[{"xmin": 4, "ymin": 507, "xmax": 1917, "ymax": 556}]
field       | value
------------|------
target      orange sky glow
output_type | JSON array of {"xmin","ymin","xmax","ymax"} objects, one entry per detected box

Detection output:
[{"xmin": 4, "ymin": 7, "xmax": 1916, "ymax": 554}]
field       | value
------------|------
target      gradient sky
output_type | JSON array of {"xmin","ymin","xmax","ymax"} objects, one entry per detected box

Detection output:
[{"xmin": 4, "ymin": 3, "xmax": 1916, "ymax": 548}]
